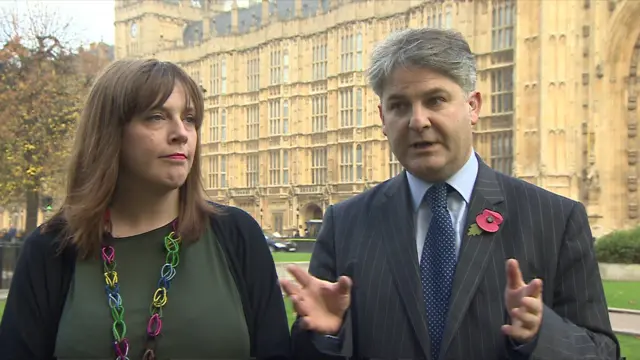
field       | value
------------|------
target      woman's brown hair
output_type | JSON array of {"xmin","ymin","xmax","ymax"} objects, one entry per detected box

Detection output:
[{"xmin": 47, "ymin": 59, "xmax": 214, "ymax": 259}]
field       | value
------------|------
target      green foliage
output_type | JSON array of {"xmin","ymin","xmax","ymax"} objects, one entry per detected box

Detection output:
[
  {"xmin": 0, "ymin": 35, "xmax": 88, "ymax": 206},
  {"xmin": 595, "ymin": 227, "xmax": 640, "ymax": 264}
]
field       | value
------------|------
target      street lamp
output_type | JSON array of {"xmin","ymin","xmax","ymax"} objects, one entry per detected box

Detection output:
[{"xmin": 259, "ymin": 208, "xmax": 263, "ymax": 227}]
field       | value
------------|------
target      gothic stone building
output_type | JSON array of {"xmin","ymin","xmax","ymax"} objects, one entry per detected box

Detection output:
[{"xmin": 114, "ymin": 0, "xmax": 640, "ymax": 237}]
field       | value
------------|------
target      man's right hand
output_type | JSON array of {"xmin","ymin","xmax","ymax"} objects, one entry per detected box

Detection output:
[{"xmin": 280, "ymin": 265, "xmax": 352, "ymax": 335}]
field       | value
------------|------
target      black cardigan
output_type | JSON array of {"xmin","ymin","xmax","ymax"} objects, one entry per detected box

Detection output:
[{"xmin": 0, "ymin": 204, "xmax": 292, "ymax": 360}]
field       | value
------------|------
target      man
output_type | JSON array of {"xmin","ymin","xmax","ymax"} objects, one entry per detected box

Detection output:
[{"xmin": 280, "ymin": 28, "xmax": 620, "ymax": 360}]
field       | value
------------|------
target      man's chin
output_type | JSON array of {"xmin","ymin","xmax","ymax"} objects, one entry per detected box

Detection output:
[{"xmin": 407, "ymin": 160, "xmax": 450, "ymax": 182}]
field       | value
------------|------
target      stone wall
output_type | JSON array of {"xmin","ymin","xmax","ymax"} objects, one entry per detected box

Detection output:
[{"xmin": 599, "ymin": 263, "xmax": 640, "ymax": 282}]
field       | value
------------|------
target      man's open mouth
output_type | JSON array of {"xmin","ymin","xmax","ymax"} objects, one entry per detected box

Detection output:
[{"xmin": 411, "ymin": 141, "xmax": 437, "ymax": 149}]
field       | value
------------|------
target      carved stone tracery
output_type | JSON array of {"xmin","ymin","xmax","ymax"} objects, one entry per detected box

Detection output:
[
  {"xmin": 321, "ymin": 185, "xmax": 331, "ymax": 208},
  {"xmin": 626, "ymin": 34, "xmax": 640, "ymax": 220},
  {"xmin": 582, "ymin": 164, "xmax": 601, "ymax": 202},
  {"xmin": 224, "ymin": 189, "xmax": 232, "ymax": 205},
  {"xmin": 287, "ymin": 185, "xmax": 296, "ymax": 201},
  {"xmin": 253, "ymin": 188, "xmax": 261, "ymax": 207}
]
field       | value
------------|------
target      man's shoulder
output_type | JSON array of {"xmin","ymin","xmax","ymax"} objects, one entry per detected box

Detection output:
[
  {"xmin": 496, "ymin": 171, "xmax": 581, "ymax": 209},
  {"xmin": 331, "ymin": 177, "xmax": 396, "ymax": 212}
]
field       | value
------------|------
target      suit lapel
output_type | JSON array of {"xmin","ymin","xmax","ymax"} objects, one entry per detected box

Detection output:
[
  {"xmin": 439, "ymin": 158, "xmax": 506, "ymax": 358},
  {"xmin": 373, "ymin": 172, "xmax": 432, "ymax": 359}
]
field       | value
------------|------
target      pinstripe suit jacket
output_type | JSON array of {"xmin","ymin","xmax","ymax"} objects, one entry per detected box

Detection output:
[{"xmin": 291, "ymin": 157, "xmax": 620, "ymax": 360}]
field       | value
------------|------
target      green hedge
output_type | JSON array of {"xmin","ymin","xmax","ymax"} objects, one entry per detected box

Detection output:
[{"xmin": 595, "ymin": 227, "xmax": 640, "ymax": 264}]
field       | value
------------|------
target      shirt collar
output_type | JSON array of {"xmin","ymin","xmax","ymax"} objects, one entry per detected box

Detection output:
[{"xmin": 406, "ymin": 150, "xmax": 479, "ymax": 212}]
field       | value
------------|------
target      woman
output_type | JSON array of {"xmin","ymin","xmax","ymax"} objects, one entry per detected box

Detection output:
[{"xmin": 0, "ymin": 59, "xmax": 291, "ymax": 360}]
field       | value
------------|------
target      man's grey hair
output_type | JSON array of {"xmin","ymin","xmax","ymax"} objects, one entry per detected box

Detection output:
[{"xmin": 368, "ymin": 28, "xmax": 477, "ymax": 97}]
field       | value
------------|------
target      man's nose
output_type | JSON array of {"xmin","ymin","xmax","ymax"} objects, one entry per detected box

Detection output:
[{"xmin": 408, "ymin": 105, "xmax": 432, "ymax": 131}]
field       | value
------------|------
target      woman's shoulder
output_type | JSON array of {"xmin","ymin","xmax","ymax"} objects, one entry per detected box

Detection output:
[
  {"xmin": 205, "ymin": 202, "xmax": 265, "ymax": 254},
  {"xmin": 16, "ymin": 222, "xmax": 74, "ymax": 266},
  {"xmin": 206, "ymin": 201, "xmax": 261, "ymax": 229}
]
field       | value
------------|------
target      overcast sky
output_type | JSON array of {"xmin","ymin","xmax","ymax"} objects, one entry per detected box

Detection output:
[
  {"xmin": 0, "ymin": 0, "xmax": 255, "ymax": 47},
  {"xmin": 0, "ymin": 0, "xmax": 115, "ymax": 45}
]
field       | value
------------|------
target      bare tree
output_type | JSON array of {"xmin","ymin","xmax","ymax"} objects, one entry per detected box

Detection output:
[{"xmin": 0, "ymin": 1, "xmax": 77, "ymax": 47}]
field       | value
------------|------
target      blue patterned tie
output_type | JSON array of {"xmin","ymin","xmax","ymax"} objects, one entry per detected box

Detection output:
[{"xmin": 419, "ymin": 183, "xmax": 457, "ymax": 360}]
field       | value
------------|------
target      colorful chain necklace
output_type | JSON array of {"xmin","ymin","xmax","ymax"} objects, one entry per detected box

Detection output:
[{"xmin": 101, "ymin": 209, "xmax": 182, "ymax": 360}]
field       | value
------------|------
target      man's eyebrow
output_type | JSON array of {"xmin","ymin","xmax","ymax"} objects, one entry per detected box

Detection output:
[{"xmin": 385, "ymin": 87, "xmax": 449, "ymax": 101}]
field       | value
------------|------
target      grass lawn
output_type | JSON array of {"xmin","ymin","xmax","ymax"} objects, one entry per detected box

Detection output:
[
  {"xmin": 271, "ymin": 252, "xmax": 312, "ymax": 263},
  {"xmin": 603, "ymin": 280, "xmax": 640, "ymax": 310},
  {"xmin": 284, "ymin": 297, "xmax": 296, "ymax": 326},
  {"xmin": 619, "ymin": 334, "xmax": 640, "ymax": 360},
  {"xmin": 602, "ymin": 281, "xmax": 640, "ymax": 360}
]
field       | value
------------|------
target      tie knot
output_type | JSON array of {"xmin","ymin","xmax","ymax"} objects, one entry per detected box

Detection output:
[{"xmin": 425, "ymin": 183, "xmax": 449, "ymax": 210}]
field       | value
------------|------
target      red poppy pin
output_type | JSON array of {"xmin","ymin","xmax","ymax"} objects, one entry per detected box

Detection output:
[{"xmin": 467, "ymin": 209, "xmax": 503, "ymax": 236}]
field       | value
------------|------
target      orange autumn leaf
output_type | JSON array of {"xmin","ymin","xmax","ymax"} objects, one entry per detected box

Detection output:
[{"xmin": 0, "ymin": 26, "xmax": 111, "ymax": 231}]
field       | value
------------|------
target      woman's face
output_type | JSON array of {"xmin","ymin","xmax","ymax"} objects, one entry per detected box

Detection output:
[{"xmin": 119, "ymin": 83, "xmax": 198, "ymax": 192}]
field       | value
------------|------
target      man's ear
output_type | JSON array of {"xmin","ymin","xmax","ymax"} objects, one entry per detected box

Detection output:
[{"xmin": 468, "ymin": 91, "xmax": 482, "ymax": 126}]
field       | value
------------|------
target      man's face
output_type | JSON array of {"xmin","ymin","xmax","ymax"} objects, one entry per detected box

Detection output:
[{"xmin": 379, "ymin": 66, "xmax": 482, "ymax": 182}]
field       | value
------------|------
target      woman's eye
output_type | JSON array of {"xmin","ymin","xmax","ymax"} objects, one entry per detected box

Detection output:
[{"xmin": 147, "ymin": 114, "xmax": 164, "ymax": 121}]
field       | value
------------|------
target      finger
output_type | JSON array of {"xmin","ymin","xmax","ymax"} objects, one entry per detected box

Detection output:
[
  {"xmin": 525, "ymin": 278, "xmax": 543, "ymax": 298},
  {"xmin": 320, "ymin": 276, "xmax": 352, "ymax": 297},
  {"xmin": 289, "ymin": 294, "xmax": 312, "ymax": 317},
  {"xmin": 519, "ymin": 296, "xmax": 543, "ymax": 317},
  {"xmin": 505, "ymin": 259, "xmax": 525, "ymax": 290},
  {"xmin": 501, "ymin": 323, "xmax": 534, "ymax": 342},
  {"xmin": 336, "ymin": 276, "xmax": 352, "ymax": 295},
  {"xmin": 287, "ymin": 265, "xmax": 315, "ymax": 287},
  {"xmin": 279, "ymin": 279, "xmax": 301, "ymax": 297},
  {"xmin": 510, "ymin": 307, "xmax": 540, "ymax": 330}
]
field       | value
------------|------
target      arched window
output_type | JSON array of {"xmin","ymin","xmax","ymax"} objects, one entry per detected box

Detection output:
[
  {"xmin": 220, "ymin": 58, "xmax": 227, "ymax": 94},
  {"xmin": 356, "ymin": 88, "xmax": 363, "ymax": 126},
  {"xmin": 220, "ymin": 109, "xmax": 227, "ymax": 141},
  {"xmin": 355, "ymin": 144, "xmax": 363, "ymax": 181},
  {"xmin": 355, "ymin": 32, "xmax": 363, "ymax": 70},
  {"xmin": 282, "ymin": 100, "xmax": 289, "ymax": 134},
  {"xmin": 283, "ymin": 50, "xmax": 290, "ymax": 83}
]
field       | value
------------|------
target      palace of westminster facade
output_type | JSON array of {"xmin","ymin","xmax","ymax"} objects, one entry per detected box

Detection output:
[{"xmin": 112, "ymin": 0, "xmax": 640, "ymax": 237}]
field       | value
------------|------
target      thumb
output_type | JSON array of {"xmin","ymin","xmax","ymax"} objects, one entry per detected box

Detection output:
[{"xmin": 336, "ymin": 276, "xmax": 352, "ymax": 295}]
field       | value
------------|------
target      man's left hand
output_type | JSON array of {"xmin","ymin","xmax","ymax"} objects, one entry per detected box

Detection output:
[{"xmin": 501, "ymin": 258, "xmax": 543, "ymax": 343}]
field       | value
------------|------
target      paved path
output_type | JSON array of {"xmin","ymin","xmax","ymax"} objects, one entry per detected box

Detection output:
[{"xmin": 609, "ymin": 308, "xmax": 640, "ymax": 336}]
